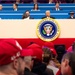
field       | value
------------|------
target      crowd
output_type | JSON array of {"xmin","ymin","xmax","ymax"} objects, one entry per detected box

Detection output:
[
  {"xmin": 0, "ymin": 39, "xmax": 75, "ymax": 75},
  {"xmin": 0, "ymin": 0, "xmax": 75, "ymax": 19},
  {"xmin": 22, "ymin": 10, "xmax": 75, "ymax": 19},
  {"xmin": 0, "ymin": 0, "xmax": 75, "ymax": 3}
]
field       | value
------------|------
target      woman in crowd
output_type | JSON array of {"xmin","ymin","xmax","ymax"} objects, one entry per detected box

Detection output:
[{"xmin": 31, "ymin": 4, "xmax": 40, "ymax": 11}]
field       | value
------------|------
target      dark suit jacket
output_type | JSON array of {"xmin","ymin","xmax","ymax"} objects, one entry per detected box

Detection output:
[
  {"xmin": 42, "ymin": 16, "xmax": 55, "ymax": 19},
  {"xmin": 46, "ymin": 68, "xmax": 54, "ymax": 75},
  {"xmin": 24, "ymin": 68, "xmax": 37, "ymax": 75},
  {"xmin": 68, "ymin": 16, "xmax": 75, "ymax": 19},
  {"xmin": 32, "ymin": 62, "xmax": 54, "ymax": 75},
  {"xmin": 22, "ymin": 16, "xmax": 34, "ymax": 19},
  {"xmin": 52, "ymin": 8, "xmax": 63, "ymax": 11}
]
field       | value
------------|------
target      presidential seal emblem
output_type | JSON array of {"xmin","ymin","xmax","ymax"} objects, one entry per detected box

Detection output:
[{"xmin": 36, "ymin": 18, "xmax": 60, "ymax": 42}]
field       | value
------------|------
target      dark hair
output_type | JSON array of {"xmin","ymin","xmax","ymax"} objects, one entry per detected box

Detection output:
[
  {"xmin": 33, "ymin": 4, "xmax": 39, "ymax": 10},
  {"xmin": 42, "ymin": 47, "xmax": 53, "ymax": 64},
  {"xmin": 13, "ymin": 3, "xmax": 18, "ymax": 7},
  {"xmin": 55, "ymin": 1, "xmax": 61, "ymax": 4},
  {"xmin": 55, "ymin": 2, "xmax": 59, "ymax": 5},
  {"xmin": 22, "ymin": 10, "xmax": 30, "ymax": 19}
]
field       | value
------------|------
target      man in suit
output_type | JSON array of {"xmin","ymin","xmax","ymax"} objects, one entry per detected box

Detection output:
[
  {"xmin": 42, "ymin": 10, "xmax": 55, "ymax": 19},
  {"xmin": 21, "ymin": 48, "xmax": 37, "ymax": 75},
  {"xmin": 27, "ymin": 43, "xmax": 54, "ymax": 75},
  {"xmin": 68, "ymin": 11, "xmax": 75, "ymax": 19},
  {"xmin": 52, "ymin": 2, "xmax": 62, "ymax": 11},
  {"xmin": 61, "ymin": 48, "xmax": 75, "ymax": 75},
  {"xmin": 55, "ymin": 3, "xmax": 60, "ymax": 11}
]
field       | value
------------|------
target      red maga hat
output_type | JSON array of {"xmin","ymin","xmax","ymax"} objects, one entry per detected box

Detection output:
[
  {"xmin": 0, "ymin": 39, "xmax": 22, "ymax": 66},
  {"xmin": 21, "ymin": 49, "xmax": 33, "ymax": 56},
  {"xmin": 27, "ymin": 43, "xmax": 43, "ymax": 61},
  {"xmin": 50, "ymin": 48, "xmax": 57, "ymax": 56},
  {"xmin": 43, "ymin": 42, "xmax": 57, "ymax": 56},
  {"xmin": 67, "ymin": 46, "xmax": 72, "ymax": 52},
  {"xmin": 43, "ymin": 42, "xmax": 54, "ymax": 48}
]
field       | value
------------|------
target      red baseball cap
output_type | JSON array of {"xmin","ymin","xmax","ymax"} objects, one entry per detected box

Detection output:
[
  {"xmin": 27, "ymin": 43, "xmax": 43, "ymax": 61},
  {"xmin": 21, "ymin": 49, "xmax": 33, "ymax": 56},
  {"xmin": 67, "ymin": 46, "xmax": 72, "ymax": 52},
  {"xmin": 43, "ymin": 42, "xmax": 57, "ymax": 56},
  {"xmin": 43, "ymin": 42, "xmax": 54, "ymax": 48},
  {"xmin": 0, "ymin": 39, "xmax": 22, "ymax": 66},
  {"xmin": 50, "ymin": 48, "xmax": 57, "ymax": 56}
]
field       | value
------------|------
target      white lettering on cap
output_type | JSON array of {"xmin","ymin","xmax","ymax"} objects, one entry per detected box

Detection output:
[
  {"xmin": 11, "ymin": 56, "xmax": 16, "ymax": 60},
  {"xmin": 16, "ymin": 52, "xmax": 20, "ymax": 57},
  {"xmin": 16, "ymin": 41, "xmax": 22, "ymax": 50}
]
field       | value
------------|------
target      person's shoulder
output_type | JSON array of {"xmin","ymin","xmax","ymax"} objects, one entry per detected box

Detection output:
[
  {"xmin": 24, "ymin": 68, "xmax": 37, "ymax": 75},
  {"xmin": 46, "ymin": 68, "xmax": 54, "ymax": 75},
  {"xmin": 25, "ymin": 71, "xmax": 37, "ymax": 75},
  {"xmin": 46, "ymin": 68, "xmax": 53, "ymax": 72},
  {"xmin": 50, "ymin": 16, "xmax": 55, "ymax": 19},
  {"xmin": 31, "ymin": 72, "xmax": 38, "ymax": 75},
  {"xmin": 68, "ymin": 17, "xmax": 75, "ymax": 19}
]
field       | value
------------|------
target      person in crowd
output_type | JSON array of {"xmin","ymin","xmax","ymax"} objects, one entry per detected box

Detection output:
[
  {"xmin": 27, "ymin": 43, "xmax": 54, "ymax": 75},
  {"xmin": 55, "ymin": 45, "xmax": 66, "ymax": 63},
  {"xmin": 13, "ymin": 3, "xmax": 18, "ymax": 11},
  {"xmin": 0, "ymin": 4, "xmax": 2, "ymax": 10},
  {"xmin": 31, "ymin": 4, "xmax": 40, "ymax": 11},
  {"xmin": 54, "ymin": 3, "xmax": 61, "ymax": 11},
  {"xmin": 27, "ymin": 43, "xmax": 43, "ymax": 75},
  {"xmin": 15, "ymin": 0, "xmax": 21, "ymax": 4},
  {"xmin": 42, "ymin": 42, "xmax": 60, "ymax": 75},
  {"xmin": 21, "ymin": 48, "xmax": 37, "ymax": 75},
  {"xmin": 0, "ymin": 39, "xmax": 25, "ymax": 75},
  {"xmin": 56, "ymin": 41, "xmax": 75, "ymax": 75},
  {"xmin": 42, "ymin": 46, "xmax": 55, "ymax": 75},
  {"xmin": 60, "ymin": 41, "xmax": 75, "ymax": 75},
  {"xmin": 68, "ymin": 11, "xmax": 75, "ymax": 19},
  {"xmin": 42, "ymin": 10, "xmax": 55, "ymax": 19},
  {"xmin": 48, "ymin": 0, "xmax": 54, "ymax": 4},
  {"xmin": 22, "ymin": 10, "xmax": 33, "ymax": 19},
  {"xmin": 61, "ymin": 49, "xmax": 75, "ymax": 75},
  {"xmin": 32, "ymin": 0, "xmax": 38, "ymax": 4}
]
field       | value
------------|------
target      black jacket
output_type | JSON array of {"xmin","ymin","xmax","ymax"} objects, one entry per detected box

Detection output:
[
  {"xmin": 68, "ymin": 16, "xmax": 75, "ymax": 19},
  {"xmin": 42, "ymin": 16, "xmax": 55, "ymax": 19},
  {"xmin": 24, "ymin": 68, "xmax": 37, "ymax": 75},
  {"xmin": 32, "ymin": 62, "xmax": 54, "ymax": 75}
]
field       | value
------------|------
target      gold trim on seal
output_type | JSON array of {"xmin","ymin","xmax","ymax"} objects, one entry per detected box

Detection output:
[{"xmin": 36, "ymin": 18, "xmax": 60, "ymax": 42}]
